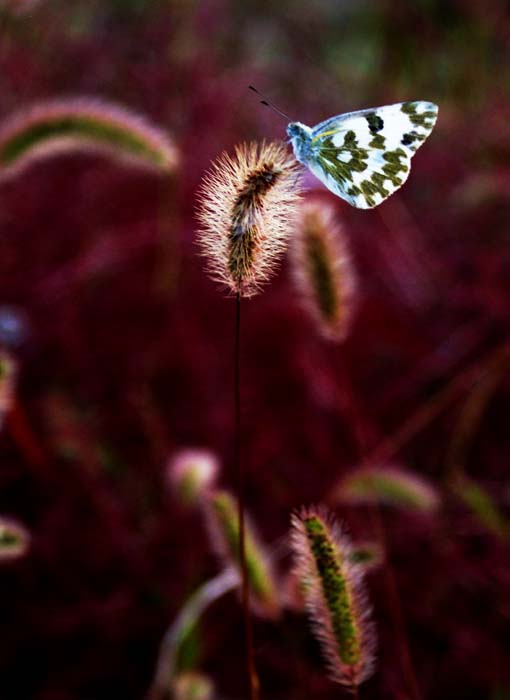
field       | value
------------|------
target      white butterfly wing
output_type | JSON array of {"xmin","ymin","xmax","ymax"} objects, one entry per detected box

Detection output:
[{"xmin": 306, "ymin": 101, "xmax": 438, "ymax": 209}]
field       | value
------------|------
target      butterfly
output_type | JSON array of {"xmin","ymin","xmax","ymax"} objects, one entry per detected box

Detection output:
[{"xmin": 286, "ymin": 101, "xmax": 438, "ymax": 209}]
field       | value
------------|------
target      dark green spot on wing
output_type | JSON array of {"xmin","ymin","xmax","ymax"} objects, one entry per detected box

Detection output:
[
  {"xmin": 369, "ymin": 134, "xmax": 386, "ymax": 149},
  {"xmin": 381, "ymin": 148, "xmax": 408, "ymax": 185},
  {"xmin": 354, "ymin": 152, "xmax": 409, "ymax": 207},
  {"xmin": 358, "ymin": 174, "xmax": 391, "ymax": 208},
  {"xmin": 401, "ymin": 130, "xmax": 426, "ymax": 149},
  {"xmin": 401, "ymin": 102, "xmax": 437, "ymax": 129},
  {"xmin": 315, "ymin": 131, "xmax": 368, "ymax": 187},
  {"xmin": 314, "ymin": 131, "xmax": 411, "ymax": 207},
  {"xmin": 366, "ymin": 113, "xmax": 384, "ymax": 134}
]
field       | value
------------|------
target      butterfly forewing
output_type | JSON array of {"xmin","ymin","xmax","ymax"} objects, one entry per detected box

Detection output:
[{"xmin": 307, "ymin": 101, "xmax": 438, "ymax": 209}]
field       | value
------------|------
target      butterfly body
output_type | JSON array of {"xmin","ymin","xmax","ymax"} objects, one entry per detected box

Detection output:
[{"xmin": 287, "ymin": 101, "xmax": 438, "ymax": 209}]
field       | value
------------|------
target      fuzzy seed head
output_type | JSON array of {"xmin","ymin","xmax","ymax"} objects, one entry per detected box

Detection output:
[
  {"xmin": 196, "ymin": 141, "xmax": 302, "ymax": 297},
  {"xmin": 291, "ymin": 200, "xmax": 357, "ymax": 341},
  {"xmin": 205, "ymin": 489, "xmax": 280, "ymax": 618},
  {"xmin": 167, "ymin": 448, "xmax": 219, "ymax": 506},
  {"xmin": 291, "ymin": 505, "xmax": 375, "ymax": 688}
]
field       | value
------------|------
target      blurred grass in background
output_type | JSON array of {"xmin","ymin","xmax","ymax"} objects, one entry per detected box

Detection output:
[{"xmin": 0, "ymin": 2, "xmax": 509, "ymax": 700}]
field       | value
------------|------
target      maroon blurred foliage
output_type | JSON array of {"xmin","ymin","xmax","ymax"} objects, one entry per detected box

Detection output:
[{"xmin": 0, "ymin": 2, "xmax": 509, "ymax": 699}]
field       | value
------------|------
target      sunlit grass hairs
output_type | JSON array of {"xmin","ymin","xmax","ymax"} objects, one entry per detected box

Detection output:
[
  {"xmin": 205, "ymin": 489, "xmax": 280, "ymax": 619},
  {"xmin": 291, "ymin": 199, "xmax": 357, "ymax": 341},
  {"xmin": 196, "ymin": 141, "xmax": 301, "ymax": 297},
  {"xmin": 291, "ymin": 505, "xmax": 375, "ymax": 690}
]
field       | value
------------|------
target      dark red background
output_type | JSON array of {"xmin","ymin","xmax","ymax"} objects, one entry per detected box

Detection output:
[{"xmin": 0, "ymin": 1, "xmax": 509, "ymax": 699}]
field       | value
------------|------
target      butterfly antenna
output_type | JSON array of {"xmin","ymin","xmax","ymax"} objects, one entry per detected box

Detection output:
[{"xmin": 248, "ymin": 85, "xmax": 292, "ymax": 122}]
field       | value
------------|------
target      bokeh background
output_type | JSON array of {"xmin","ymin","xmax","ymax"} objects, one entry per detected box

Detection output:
[{"xmin": 0, "ymin": 1, "xmax": 509, "ymax": 699}]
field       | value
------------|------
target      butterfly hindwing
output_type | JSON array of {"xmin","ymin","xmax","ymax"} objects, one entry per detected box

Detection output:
[{"xmin": 305, "ymin": 101, "xmax": 438, "ymax": 209}]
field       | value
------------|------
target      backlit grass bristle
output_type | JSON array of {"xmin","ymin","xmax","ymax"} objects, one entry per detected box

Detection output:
[
  {"xmin": 196, "ymin": 141, "xmax": 301, "ymax": 297},
  {"xmin": 0, "ymin": 350, "xmax": 17, "ymax": 430},
  {"xmin": 291, "ymin": 505, "xmax": 375, "ymax": 689},
  {"xmin": 291, "ymin": 200, "xmax": 357, "ymax": 341},
  {"xmin": 205, "ymin": 489, "xmax": 280, "ymax": 618},
  {"xmin": 0, "ymin": 516, "xmax": 30, "ymax": 561},
  {"xmin": 167, "ymin": 448, "xmax": 219, "ymax": 506},
  {"xmin": 335, "ymin": 465, "xmax": 440, "ymax": 512},
  {"xmin": 0, "ymin": 98, "xmax": 179, "ymax": 180}
]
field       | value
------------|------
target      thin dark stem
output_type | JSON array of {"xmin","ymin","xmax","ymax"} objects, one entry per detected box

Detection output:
[
  {"xmin": 368, "ymin": 505, "xmax": 421, "ymax": 700},
  {"xmin": 235, "ymin": 292, "xmax": 259, "ymax": 700}
]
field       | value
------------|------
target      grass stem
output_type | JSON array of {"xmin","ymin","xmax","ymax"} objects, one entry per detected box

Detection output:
[{"xmin": 235, "ymin": 293, "xmax": 259, "ymax": 700}]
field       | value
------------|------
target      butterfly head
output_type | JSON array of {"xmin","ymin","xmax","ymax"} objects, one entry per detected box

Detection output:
[{"xmin": 286, "ymin": 122, "xmax": 312, "ymax": 164}]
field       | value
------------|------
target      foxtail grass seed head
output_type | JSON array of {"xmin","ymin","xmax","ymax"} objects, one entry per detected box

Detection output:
[
  {"xmin": 205, "ymin": 489, "xmax": 280, "ymax": 619},
  {"xmin": 291, "ymin": 505, "xmax": 375, "ymax": 689},
  {"xmin": 291, "ymin": 200, "xmax": 357, "ymax": 341},
  {"xmin": 196, "ymin": 141, "xmax": 302, "ymax": 297},
  {"xmin": 0, "ymin": 516, "xmax": 30, "ymax": 561},
  {"xmin": 0, "ymin": 98, "xmax": 179, "ymax": 181},
  {"xmin": 173, "ymin": 671, "xmax": 214, "ymax": 700},
  {"xmin": 335, "ymin": 465, "xmax": 440, "ymax": 512},
  {"xmin": 167, "ymin": 448, "xmax": 219, "ymax": 506},
  {"xmin": 284, "ymin": 540, "xmax": 382, "ymax": 613},
  {"xmin": 0, "ymin": 350, "xmax": 17, "ymax": 431}
]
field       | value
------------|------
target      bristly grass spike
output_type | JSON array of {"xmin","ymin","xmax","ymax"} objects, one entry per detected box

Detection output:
[
  {"xmin": 196, "ymin": 140, "xmax": 301, "ymax": 297},
  {"xmin": 291, "ymin": 200, "xmax": 357, "ymax": 341},
  {"xmin": 291, "ymin": 505, "xmax": 376, "ymax": 690}
]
